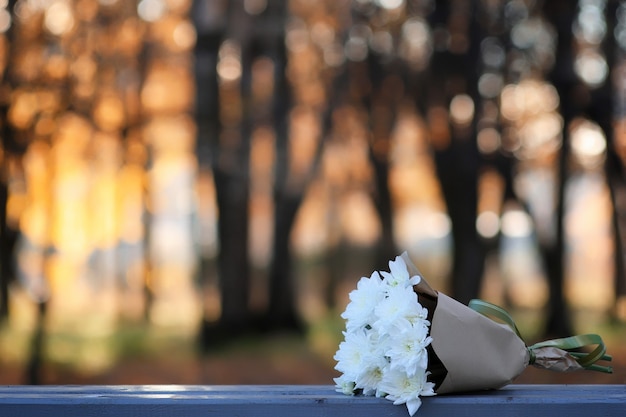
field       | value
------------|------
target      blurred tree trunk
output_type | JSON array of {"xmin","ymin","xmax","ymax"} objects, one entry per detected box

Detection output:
[
  {"xmin": 25, "ymin": 301, "xmax": 46, "ymax": 384},
  {"xmin": 0, "ymin": 145, "xmax": 13, "ymax": 321},
  {"xmin": 603, "ymin": 1, "xmax": 626, "ymax": 317},
  {"xmin": 366, "ymin": 55, "xmax": 401, "ymax": 271},
  {"xmin": 605, "ymin": 130, "xmax": 626, "ymax": 320},
  {"xmin": 266, "ymin": 0, "xmax": 331, "ymax": 331},
  {"xmin": 0, "ymin": 149, "xmax": 20, "ymax": 323},
  {"xmin": 0, "ymin": 162, "xmax": 12, "ymax": 320},
  {"xmin": 3, "ymin": 0, "xmax": 50, "ymax": 382},
  {"xmin": 346, "ymin": 56, "xmax": 399, "ymax": 272},
  {"xmin": 344, "ymin": 5, "xmax": 402, "ymax": 273},
  {"xmin": 426, "ymin": 0, "xmax": 485, "ymax": 304},
  {"xmin": 0, "ymin": 0, "xmax": 19, "ymax": 322},
  {"xmin": 607, "ymin": 158, "xmax": 626, "ymax": 317},
  {"xmin": 193, "ymin": 1, "xmax": 253, "ymax": 341},
  {"xmin": 266, "ymin": 0, "xmax": 302, "ymax": 331},
  {"xmin": 213, "ymin": 164, "xmax": 251, "ymax": 329},
  {"xmin": 542, "ymin": 0, "xmax": 577, "ymax": 337},
  {"xmin": 192, "ymin": 0, "xmax": 224, "ymax": 319},
  {"xmin": 267, "ymin": 193, "xmax": 303, "ymax": 330},
  {"xmin": 194, "ymin": 0, "xmax": 320, "ymax": 337},
  {"xmin": 583, "ymin": 1, "xmax": 626, "ymax": 319}
]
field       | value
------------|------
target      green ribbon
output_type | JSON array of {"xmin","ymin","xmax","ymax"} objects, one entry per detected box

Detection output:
[{"xmin": 468, "ymin": 299, "xmax": 613, "ymax": 374}]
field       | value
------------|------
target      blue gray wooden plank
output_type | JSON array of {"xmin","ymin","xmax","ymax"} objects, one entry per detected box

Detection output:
[{"xmin": 0, "ymin": 385, "xmax": 624, "ymax": 417}]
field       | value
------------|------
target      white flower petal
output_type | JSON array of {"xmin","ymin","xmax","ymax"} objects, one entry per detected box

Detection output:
[
  {"xmin": 406, "ymin": 398, "xmax": 422, "ymax": 416},
  {"xmin": 334, "ymin": 375, "xmax": 356, "ymax": 395}
]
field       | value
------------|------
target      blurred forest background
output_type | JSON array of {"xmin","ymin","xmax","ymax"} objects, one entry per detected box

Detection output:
[{"xmin": 0, "ymin": 0, "xmax": 625, "ymax": 385}]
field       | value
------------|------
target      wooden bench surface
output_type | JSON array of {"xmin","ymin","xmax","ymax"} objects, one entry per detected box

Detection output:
[{"xmin": 0, "ymin": 385, "xmax": 624, "ymax": 416}]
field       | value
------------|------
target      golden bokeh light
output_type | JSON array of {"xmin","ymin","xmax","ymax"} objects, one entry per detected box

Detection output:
[
  {"xmin": 141, "ymin": 63, "xmax": 194, "ymax": 114},
  {"xmin": 217, "ymin": 40, "xmax": 242, "ymax": 84},
  {"xmin": 570, "ymin": 118, "xmax": 607, "ymax": 169},
  {"xmin": 449, "ymin": 94, "xmax": 474, "ymax": 127},
  {"xmin": 44, "ymin": 0, "xmax": 75, "ymax": 36},
  {"xmin": 0, "ymin": 7, "xmax": 11, "ymax": 33},
  {"xmin": 93, "ymin": 90, "xmax": 126, "ymax": 132}
]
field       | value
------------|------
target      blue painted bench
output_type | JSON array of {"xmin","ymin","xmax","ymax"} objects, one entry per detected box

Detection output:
[{"xmin": 0, "ymin": 385, "xmax": 624, "ymax": 416}]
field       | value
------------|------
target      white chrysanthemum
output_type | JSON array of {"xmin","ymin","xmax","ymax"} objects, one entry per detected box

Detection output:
[
  {"xmin": 373, "ymin": 285, "xmax": 424, "ymax": 332},
  {"xmin": 405, "ymin": 299, "xmax": 430, "ymax": 327},
  {"xmin": 380, "ymin": 255, "xmax": 421, "ymax": 288},
  {"xmin": 354, "ymin": 351, "xmax": 389, "ymax": 396},
  {"xmin": 341, "ymin": 271, "xmax": 386, "ymax": 332},
  {"xmin": 378, "ymin": 368, "xmax": 436, "ymax": 417},
  {"xmin": 386, "ymin": 319, "xmax": 432, "ymax": 376},
  {"xmin": 334, "ymin": 330, "xmax": 370, "ymax": 380}
]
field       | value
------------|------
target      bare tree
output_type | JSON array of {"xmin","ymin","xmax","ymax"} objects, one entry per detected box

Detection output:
[{"xmin": 0, "ymin": 0, "xmax": 19, "ymax": 322}]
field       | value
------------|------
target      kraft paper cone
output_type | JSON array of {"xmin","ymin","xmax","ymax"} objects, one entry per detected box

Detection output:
[
  {"xmin": 430, "ymin": 293, "xmax": 529, "ymax": 393},
  {"xmin": 399, "ymin": 251, "xmax": 607, "ymax": 393},
  {"xmin": 400, "ymin": 252, "xmax": 527, "ymax": 392}
]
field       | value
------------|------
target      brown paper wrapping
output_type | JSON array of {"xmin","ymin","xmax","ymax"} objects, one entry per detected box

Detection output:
[
  {"xmin": 397, "ymin": 252, "xmax": 605, "ymax": 394},
  {"xmin": 401, "ymin": 252, "xmax": 527, "ymax": 392},
  {"xmin": 423, "ymin": 293, "xmax": 584, "ymax": 392},
  {"xmin": 430, "ymin": 293, "xmax": 529, "ymax": 393}
]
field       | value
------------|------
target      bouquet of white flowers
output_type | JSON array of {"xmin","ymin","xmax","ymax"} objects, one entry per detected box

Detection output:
[{"xmin": 334, "ymin": 252, "xmax": 612, "ymax": 416}]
